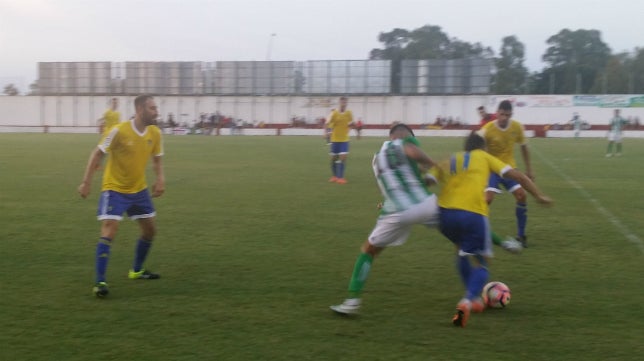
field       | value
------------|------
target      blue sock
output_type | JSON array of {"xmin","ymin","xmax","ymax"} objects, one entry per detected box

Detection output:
[
  {"xmin": 133, "ymin": 238, "xmax": 152, "ymax": 272},
  {"xmin": 338, "ymin": 161, "xmax": 345, "ymax": 178},
  {"xmin": 95, "ymin": 237, "xmax": 111, "ymax": 283},
  {"xmin": 516, "ymin": 202, "xmax": 527, "ymax": 237},
  {"xmin": 331, "ymin": 159, "xmax": 337, "ymax": 177},
  {"xmin": 456, "ymin": 256, "xmax": 471, "ymax": 287},
  {"xmin": 333, "ymin": 160, "xmax": 341, "ymax": 177},
  {"xmin": 466, "ymin": 266, "xmax": 489, "ymax": 300}
]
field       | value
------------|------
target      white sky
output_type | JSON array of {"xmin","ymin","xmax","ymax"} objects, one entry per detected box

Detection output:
[{"xmin": 1, "ymin": 0, "xmax": 643, "ymax": 90}]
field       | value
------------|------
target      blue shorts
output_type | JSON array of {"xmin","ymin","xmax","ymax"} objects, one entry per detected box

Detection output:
[
  {"xmin": 97, "ymin": 189, "xmax": 156, "ymax": 221},
  {"xmin": 439, "ymin": 208, "xmax": 492, "ymax": 257},
  {"xmin": 487, "ymin": 172, "xmax": 521, "ymax": 193},
  {"xmin": 329, "ymin": 142, "xmax": 349, "ymax": 155}
]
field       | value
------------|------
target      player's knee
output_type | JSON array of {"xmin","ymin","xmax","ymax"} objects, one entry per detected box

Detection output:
[
  {"xmin": 361, "ymin": 241, "xmax": 382, "ymax": 257},
  {"xmin": 514, "ymin": 189, "xmax": 527, "ymax": 203}
]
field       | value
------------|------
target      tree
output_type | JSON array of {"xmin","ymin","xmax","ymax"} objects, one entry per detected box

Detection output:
[
  {"xmin": 539, "ymin": 29, "xmax": 611, "ymax": 93},
  {"xmin": 589, "ymin": 53, "xmax": 630, "ymax": 94},
  {"xmin": 493, "ymin": 36, "xmax": 529, "ymax": 94},
  {"xmin": 3, "ymin": 83, "xmax": 20, "ymax": 96},
  {"xmin": 28, "ymin": 81, "xmax": 39, "ymax": 95},
  {"xmin": 369, "ymin": 25, "xmax": 492, "ymax": 93}
]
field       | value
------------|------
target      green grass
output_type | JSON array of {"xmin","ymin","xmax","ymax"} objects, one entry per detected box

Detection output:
[{"xmin": 1, "ymin": 134, "xmax": 643, "ymax": 361}]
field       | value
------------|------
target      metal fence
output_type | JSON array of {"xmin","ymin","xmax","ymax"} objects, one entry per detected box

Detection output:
[{"xmin": 36, "ymin": 59, "xmax": 492, "ymax": 96}]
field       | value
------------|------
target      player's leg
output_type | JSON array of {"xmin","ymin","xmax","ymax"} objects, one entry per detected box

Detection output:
[
  {"xmin": 485, "ymin": 173, "xmax": 502, "ymax": 204},
  {"xmin": 127, "ymin": 190, "xmax": 160, "ymax": 280},
  {"xmin": 606, "ymin": 134, "xmax": 614, "ymax": 156},
  {"xmin": 508, "ymin": 182, "xmax": 528, "ymax": 247},
  {"xmin": 444, "ymin": 211, "xmax": 491, "ymax": 327},
  {"xmin": 329, "ymin": 144, "xmax": 339, "ymax": 182},
  {"xmin": 331, "ymin": 213, "xmax": 409, "ymax": 315},
  {"xmin": 335, "ymin": 142, "xmax": 349, "ymax": 183},
  {"xmin": 93, "ymin": 190, "xmax": 127, "ymax": 297}
]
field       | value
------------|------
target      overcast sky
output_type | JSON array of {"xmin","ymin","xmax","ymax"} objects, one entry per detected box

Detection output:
[{"xmin": 1, "ymin": 0, "xmax": 643, "ymax": 90}]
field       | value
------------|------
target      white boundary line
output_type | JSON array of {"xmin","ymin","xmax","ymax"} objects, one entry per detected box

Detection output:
[{"xmin": 533, "ymin": 147, "xmax": 644, "ymax": 255}]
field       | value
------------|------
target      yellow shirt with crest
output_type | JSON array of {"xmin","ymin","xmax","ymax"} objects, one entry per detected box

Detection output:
[
  {"xmin": 480, "ymin": 120, "xmax": 526, "ymax": 168},
  {"xmin": 327, "ymin": 109, "xmax": 353, "ymax": 142},
  {"xmin": 98, "ymin": 120, "xmax": 163, "ymax": 194}
]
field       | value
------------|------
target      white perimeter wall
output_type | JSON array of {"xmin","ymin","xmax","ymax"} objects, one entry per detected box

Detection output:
[{"xmin": 1, "ymin": 94, "xmax": 643, "ymax": 127}]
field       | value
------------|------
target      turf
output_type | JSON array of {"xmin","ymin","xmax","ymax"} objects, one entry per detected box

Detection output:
[{"xmin": 1, "ymin": 134, "xmax": 643, "ymax": 361}]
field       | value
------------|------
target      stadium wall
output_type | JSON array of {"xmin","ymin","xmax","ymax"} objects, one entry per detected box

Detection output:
[{"xmin": 1, "ymin": 95, "xmax": 643, "ymax": 134}]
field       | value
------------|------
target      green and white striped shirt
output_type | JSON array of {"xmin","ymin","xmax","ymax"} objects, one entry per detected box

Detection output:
[{"xmin": 372, "ymin": 137, "xmax": 432, "ymax": 215}]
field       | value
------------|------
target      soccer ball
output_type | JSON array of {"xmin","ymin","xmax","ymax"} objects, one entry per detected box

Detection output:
[{"xmin": 482, "ymin": 281, "xmax": 511, "ymax": 308}]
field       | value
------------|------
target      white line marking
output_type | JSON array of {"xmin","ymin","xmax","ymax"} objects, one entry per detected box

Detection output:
[{"xmin": 533, "ymin": 148, "xmax": 644, "ymax": 255}]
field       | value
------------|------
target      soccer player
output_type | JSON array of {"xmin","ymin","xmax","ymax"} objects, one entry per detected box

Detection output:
[
  {"xmin": 326, "ymin": 97, "xmax": 353, "ymax": 184},
  {"xmin": 433, "ymin": 132, "xmax": 552, "ymax": 327},
  {"xmin": 78, "ymin": 95, "xmax": 166, "ymax": 298},
  {"xmin": 330, "ymin": 123, "xmax": 437, "ymax": 315},
  {"xmin": 606, "ymin": 109, "xmax": 628, "ymax": 157},
  {"xmin": 479, "ymin": 100, "xmax": 532, "ymax": 247},
  {"xmin": 570, "ymin": 113, "xmax": 583, "ymax": 138},
  {"xmin": 477, "ymin": 106, "xmax": 497, "ymax": 128},
  {"xmin": 98, "ymin": 98, "xmax": 121, "ymax": 136}
]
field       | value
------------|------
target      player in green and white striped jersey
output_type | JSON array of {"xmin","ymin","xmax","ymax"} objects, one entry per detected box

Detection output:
[
  {"xmin": 606, "ymin": 109, "xmax": 629, "ymax": 157},
  {"xmin": 330, "ymin": 123, "xmax": 438, "ymax": 315}
]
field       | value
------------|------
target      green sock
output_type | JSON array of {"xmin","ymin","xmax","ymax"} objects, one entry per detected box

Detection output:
[
  {"xmin": 616, "ymin": 143, "xmax": 622, "ymax": 153},
  {"xmin": 348, "ymin": 253, "xmax": 373, "ymax": 298},
  {"xmin": 491, "ymin": 232, "xmax": 503, "ymax": 246},
  {"xmin": 607, "ymin": 143, "xmax": 613, "ymax": 154}
]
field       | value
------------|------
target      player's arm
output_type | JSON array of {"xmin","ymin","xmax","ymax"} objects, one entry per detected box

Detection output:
[
  {"xmin": 403, "ymin": 143, "xmax": 436, "ymax": 171},
  {"xmin": 519, "ymin": 144, "xmax": 533, "ymax": 180},
  {"xmin": 503, "ymin": 168, "xmax": 552, "ymax": 206},
  {"xmin": 78, "ymin": 147, "xmax": 104, "ymax": 198},
  {"xmin": 151, "ymin": 155, "xmax": 165, "ymax": 198}
]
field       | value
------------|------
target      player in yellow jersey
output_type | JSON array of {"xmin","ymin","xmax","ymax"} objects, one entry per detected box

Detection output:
[
  {"xmin": 326, "ymin": 97, "xmax": 353, "ymax": 184},
  {"xmin": 479, "ymin": 100, "xmax": 533, "ymax": 247},
  {"xmin": 78, "ymin": 95, "xmax": 165, "ymax": 298},
  {"xmin": 98, "ymin": 98, "xmax": 121, "ymax": 136},
  {"xmin": 433, "ymin": 132, "xmax": 552, "ymax": 327}
]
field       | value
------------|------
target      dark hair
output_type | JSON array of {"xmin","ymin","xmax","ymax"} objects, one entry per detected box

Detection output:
[
  {"xmin": 464, "ymin": 131, "xmax": 485, "ymax": 151},
  {"xmin": 477, "ymin": 106, "xmax": 485, "ymax": 111},
  {"xmin": 389, "ymin": 123, "xmax": 415, "ymax": 137},
  {"xmin": 134, "ymin": 95, "xmax": 154, "ymax": 110},
  {"xmin": 498, "ymin": 100, "xmax": 513, "ymax": 112}
]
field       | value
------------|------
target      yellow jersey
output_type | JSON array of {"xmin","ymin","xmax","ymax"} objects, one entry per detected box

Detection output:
[
  {"xmin": 480, "ymin": 120, "xmax": 526, "ymax": 168},
  {"xmin": 433, "ymin": 149, "xmax": 511, "ymax": 216},
  {"xmin": 102, "ymin": 109, "xmax": 121, "ymax": 135},
  {"xmin": 327, "ymin": 109, "xmax": 353, "ymax": 142},
  {"xmin": 98, "ymin": 120, "xmax": 163, "ymax": 194}
]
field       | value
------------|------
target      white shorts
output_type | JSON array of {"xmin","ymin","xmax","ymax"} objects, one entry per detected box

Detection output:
[
  {"xmin": 608, "ymin": 132, "xmax": 622, "ymax": 142},
  {"xmin": 368, "ymin": 195, "xmax": 439, "ymax": 248}
]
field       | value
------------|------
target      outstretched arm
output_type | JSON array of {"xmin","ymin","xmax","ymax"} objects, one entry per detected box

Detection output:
[
  {"xmin": 504, "ymin": 168, "xmax": 552, "ymax": 206},
  {"xmin": 404, "ymin": 143, "xmax": 436, "ymax": 171},
  {"xmin": 151, "ymin": 156, "xmax": 165, "ymax": 198},
  {"xmin": 520, "ymin": 144, "xmax": 533, "ymax": 180},
  {"xmin": 78, "ymin": 147, "xmax": 104, "ymax": 198}
]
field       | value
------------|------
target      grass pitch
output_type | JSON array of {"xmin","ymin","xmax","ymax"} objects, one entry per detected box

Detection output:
[{"xmin": 1, "ymin": 134, "xmax": 643, "ymax": 361}]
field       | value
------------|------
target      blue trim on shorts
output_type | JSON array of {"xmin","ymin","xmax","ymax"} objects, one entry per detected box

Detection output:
[
  {"xmin": 487, "ymin": 172, "xmax": 519, "ymax": 192},
  {"xmin": 97, "ymin": 189, "xmax": 155, "ymax": 220},
  {"xmin": 330, "ymin": 142, "xmax": 349, "ymax": 155}
]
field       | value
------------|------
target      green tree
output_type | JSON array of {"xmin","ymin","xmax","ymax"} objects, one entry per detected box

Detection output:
[
  {"xmin": 493, "ymin": 36, "xmax": 529, "ymax": 94},
  {"xmin": 3, "ymin": 83, "xmax": 19, "ymax": 96},
  {"xmin": 369, "ymin": 25, "xmax": 492, "ymax": 93},
  {"xmin": 630, "ymin": 47, "xmax": 644, "ymax": 93},
  {"xmin": 590, "ymin": 53, "xmax": 630, "ymax": 94},
  {"xmin": 539, "ymin": 29, "xmax": 611, "ymax": 94}
]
